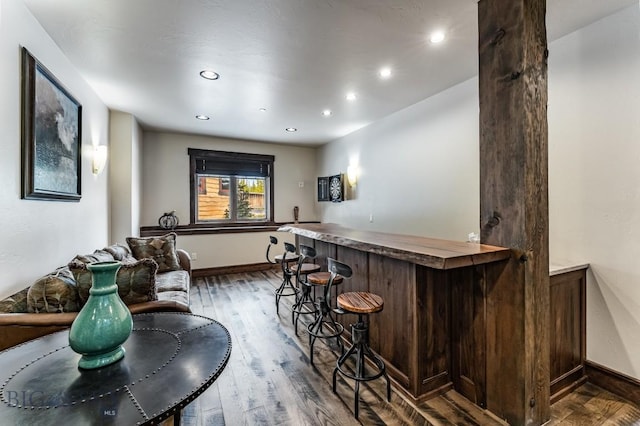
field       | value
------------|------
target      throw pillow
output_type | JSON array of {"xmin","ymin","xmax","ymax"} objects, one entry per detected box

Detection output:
[
  {"xmin": 0, "ymin": 287, "xmax": 29, "ymax": 313},
  {"xmin": 70, "ymin": 259, "xmax": 158, "ymax": 306},
  {"xmin": 103, "ymin": 244, "xmax": 130, "ymax": 261},
  {"xmin": 126, "ymin": 233, "xmax": 181, "ymax": 273},
  {"xmin": 71, "ymin": 250, "xmax": 115, "ymax": 265},
  {"xmin": 27, "ymin": 267, "xmax": 80, "ymax": 313}
]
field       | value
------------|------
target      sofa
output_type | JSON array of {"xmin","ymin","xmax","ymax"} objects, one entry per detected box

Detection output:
[{"xmin": 0, "ymin": 233, "xmax": 191, "ymax": 351}]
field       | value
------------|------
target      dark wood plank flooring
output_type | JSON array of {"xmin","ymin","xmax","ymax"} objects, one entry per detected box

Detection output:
[{"xmin": 181, "ymin": 270, "xmax": 640, "ymax": 425}]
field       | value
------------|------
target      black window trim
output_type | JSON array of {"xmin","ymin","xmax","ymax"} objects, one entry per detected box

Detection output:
[{"xmin": 188, "ymin": 148, "xmax": 275, "ymax": 225}]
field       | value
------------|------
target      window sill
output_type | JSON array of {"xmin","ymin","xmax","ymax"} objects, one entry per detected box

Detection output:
[{"xmin": 139, "ymin": 221, "xmax": 319, "ymax": 237}]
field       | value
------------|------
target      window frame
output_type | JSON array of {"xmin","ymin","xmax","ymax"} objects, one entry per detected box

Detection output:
[{"xmin": 188, "ymin": 148, "xmax": 275, "ymax": 225}]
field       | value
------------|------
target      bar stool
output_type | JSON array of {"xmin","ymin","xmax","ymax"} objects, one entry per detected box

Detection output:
[
  {"xmin": 265, "ymin": 235, "xmax": 280, "ymax": 264},
  {"xmin": 306, "ymin": 258, "xmax": 345, "ymax": 365},
  {"xmin": 331, "ymin": 260, "xmax": 391, "ymax": 419},
  {"xmin": 266, "ymin": 237, "xmax": 299, "ymax": 314},
  {"xmin": 290, "ymin": 245, "xmax": 321, "ymax": 334}
]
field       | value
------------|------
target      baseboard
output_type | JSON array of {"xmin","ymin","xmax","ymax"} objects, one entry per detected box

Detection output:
[
  {"xmin": 550, "ymin": 375, "xmax": 588, "ymax": 404},
  {"xmin": 585, "ymin": 360, "xmax": 640, "ymax": 404},
  {"xmin": 192, "ymin": 262, "xmax": 278, "ymax": 277}
]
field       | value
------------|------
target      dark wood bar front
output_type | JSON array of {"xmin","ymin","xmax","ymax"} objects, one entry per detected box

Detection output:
[{"xmin": 279, "ymin": 223, "xmax": 511, "ymax": 404}]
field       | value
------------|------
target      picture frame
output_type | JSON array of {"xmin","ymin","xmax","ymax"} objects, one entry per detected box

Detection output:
[
  {"xmin": 317, "ymin": 176, "xmax": 329, "ymax": 202},
  {"xmin": 21, "ymin": 47, "xmax": 82, "ymax": 201}
]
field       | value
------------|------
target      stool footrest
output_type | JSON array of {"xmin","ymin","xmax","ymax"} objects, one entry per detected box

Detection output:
[
  {"xmin": 307, "ymin": 321, "xmax": 344, "ymax": 338},
  {"xmin": 275, "ymin": 288, "xmax": 298, "ymax": 297},
  {"xmin": 332, "ymin": 317, "xmax": 391, "ymax": 420},
  {"xmin": 335, "ymin": 347, "xmax": 387, "ymax": 382}
]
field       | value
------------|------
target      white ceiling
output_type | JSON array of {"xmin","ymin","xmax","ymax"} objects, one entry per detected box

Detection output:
[{"xmin": 23, "ymin": 0, "xmax": 637, "ymax": 146}]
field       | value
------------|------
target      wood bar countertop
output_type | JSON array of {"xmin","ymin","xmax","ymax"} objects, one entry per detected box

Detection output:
[{"xmin": 278, "ymin": 223, "xmax": 510, "ymax": 270}]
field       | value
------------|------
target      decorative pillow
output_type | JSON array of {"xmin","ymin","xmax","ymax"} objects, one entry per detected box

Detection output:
[
  {"xmin": 27, "ymin": 267, "xmax": 79, "ymax": 313},
  {"xmin": 126, "ymin": 233, "xmax": 181, "ymax": 273},
  {"xmin": 103, "ymin": 244, "xmax": 131, "ymax": 261},
  {"xmin": 71, "ymin": 250, "xmax": 115, "ymax": 266},
  {"xmin": 70, "ymin": 259, "xmax": 158, "ymax": 306},
  {"xmin": 0, "ymin": 287, "xmax": 29, "ymax": 313}
]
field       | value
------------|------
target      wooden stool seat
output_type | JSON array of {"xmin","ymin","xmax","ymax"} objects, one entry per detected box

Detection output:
[
  {"xmin": 307, "ymin": 271, "xmax": 343, "ymax": 285},
  {"xmin": 337, "ymin": 292, "xmax": 383, "ymax": 314},
  {"xmin": 290, "ymin": 263, "xmax": 321, "ymax": 274}
]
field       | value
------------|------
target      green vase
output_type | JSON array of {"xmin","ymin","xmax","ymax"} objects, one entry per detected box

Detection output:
[{"xmin": 69, "ymin": 261, "xmax": 133, "ymax": 369}]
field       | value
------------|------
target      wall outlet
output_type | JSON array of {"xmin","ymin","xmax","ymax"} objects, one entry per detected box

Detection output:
[
  {"xmin": 298, "ymin": 181, "xmax": 304, "ymax": 188},
  {"xmin": 191, "ymin": 252, "xmax": 198, "ymax": 260},
  {"xmin": 369, "ymin": 213, "xmax": 374, "ymax": 223}
]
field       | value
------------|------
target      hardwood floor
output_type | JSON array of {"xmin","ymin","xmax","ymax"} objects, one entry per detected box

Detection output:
[{"xmin": 181, "ymin": 270, "xmax": 640, "ymax": 425}]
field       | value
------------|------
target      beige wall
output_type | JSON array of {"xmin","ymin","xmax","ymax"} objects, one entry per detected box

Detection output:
[
  {"xmin": 547, "ymin": 4, "xmax": 640, "ymax": 379},
  {"xmin": 0, "ymin": 0, "xmax": 110, "ymax": 297},
  {"xmin": 140, "ymin": 131, "xmax": 316, "ymax": 268},
  {"xmin": 318, "ymin": 4, "xmax": 640, "ymax": 380},
  {"xmin": 318, "ymin": 77, "xmax": 479, "ymax": 241},
  {"xmin": 109, "ymin": 110, "xmax": 142, "ymax": 244}
]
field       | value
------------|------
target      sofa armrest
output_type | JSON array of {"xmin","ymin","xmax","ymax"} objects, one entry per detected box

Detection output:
[
  {"xmin": 176, "ymin": 249, "xmax": 191, "ymax": 275},
  {"xmin": 0, "ymin": 324, "xmax": 70, "ymax": 352},
  {"xmin": 128, "ymin": 300, "xmax": 191, "ymax": 314},
  {"xmin": 0, "ymin": 298, "xmax": 192, "ymax": 352},
  {"xmin": 0, "ymin": 312, "xmax": 78, "ymax": 327},
  {"xmin": 0, "ymin": 313, "xmax": 77, "ymax": 352}
]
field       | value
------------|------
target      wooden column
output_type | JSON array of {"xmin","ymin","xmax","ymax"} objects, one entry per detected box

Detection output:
[{"xmin": 478, "ymin": 0, "xmax": 550, "ymax": 425}]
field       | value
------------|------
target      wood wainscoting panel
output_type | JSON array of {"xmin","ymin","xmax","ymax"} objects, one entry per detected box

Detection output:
[
  {"xmin": 313, "ymin": 240, "xmax": 336, "ymax": 270},
  {"xmin": 451, "ymin": 266, "xmax": 487, "ymax": 407},
  {"xmin": 335, "ymin": 246, "xmax": 369, "ymax": 336},
  {"xmin": 549, "ymin": 268, "xmax": 587, "ymax": 402},
  {"xmin": 368, "ymin": 254, "xmax": 416, "ymax": 390},
  {"xmin": 297, "ymin": 235, "xmax": 316, "ymax": 253},
  {"xmin": 416, "ymin": 265, "xmax": 453, "ymax": 398}
]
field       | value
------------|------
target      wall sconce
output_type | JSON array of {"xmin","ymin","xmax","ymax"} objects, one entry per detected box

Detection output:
[
  {"xmin": 347, "ymin": 165, "xmax": 358, "ymax": 187},
  {"xmin": 92, "ymin": 145, "xmax": 108, "ymax": 175}
]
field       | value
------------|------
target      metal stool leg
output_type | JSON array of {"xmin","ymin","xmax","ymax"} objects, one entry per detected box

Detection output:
[
  {"xmin": 307, "ymin": 296, "xmax": 344, "ymax": 365},
  {"xmin": 332, "ymin": 314, "xmax": 391, "ymax": 419},
  {"xmin": 292, "ymin": 281, "xmax": 317, "ymax": 335},
  {"xmin": 275, "ymin": 269, "xmax": 297, "ymax": 315}
]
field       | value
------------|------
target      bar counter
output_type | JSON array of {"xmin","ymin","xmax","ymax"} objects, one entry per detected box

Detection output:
[
  {"xmin": 279, "ymin": 223, "xmax": 511, "ymax": 403},
  {"xmin": 279, "ymin": 223, "xmax": 510, "ymax": 269}
]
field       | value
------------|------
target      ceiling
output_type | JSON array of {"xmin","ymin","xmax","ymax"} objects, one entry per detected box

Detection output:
[{"xmin": 23, "ymin": 0, "xmax": 637, "ymax": 146}]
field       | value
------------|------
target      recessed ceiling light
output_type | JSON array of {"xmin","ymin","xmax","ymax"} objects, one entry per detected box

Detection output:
[
  {"xmin": 259, "ymin": 108, "xmax": 267, "ymax": 112},
  {"xmin": 199, "ymin": 70, "xmax": 220, "ymax": 80},
  {"xmin": 346, "ymin": 92, "xmax": 357, "ymax": 101},
  {"xmin": 379, "ymin": 67, "xmax": 392, "ymax": 79},
  {"xmin": 285, "ymin": 127, "xmax": 297, "ymax": 132},
  {"xmin": 429, "ymin": 31, "xmax": 446, "ymax": 44},
  {"xmin": 322, "ymin": 109, "xmax": 332, "ymax": 117},
  {"xmin": 195, "ymin": 115, "xmax": 210, "ymax": 120}
]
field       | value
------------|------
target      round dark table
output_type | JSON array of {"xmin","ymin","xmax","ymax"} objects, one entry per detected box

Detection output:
[{"xmin": 0, "ymin": 312, "xmax": 232, "ymax": 425}]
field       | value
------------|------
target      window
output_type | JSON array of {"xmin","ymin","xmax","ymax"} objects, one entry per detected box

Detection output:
[{"xmin": 189, "ymin": 149, "xmax": 274, "ymax": 224}]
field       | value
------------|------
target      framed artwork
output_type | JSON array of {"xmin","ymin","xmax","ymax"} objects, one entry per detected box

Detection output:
[
  {"xmin": 317, "ymin": 177, "xmax": 329, "ymax": 201},
  {"xmin": 21, "ymin": 47, "xmax": 82, "ymax": 201}
]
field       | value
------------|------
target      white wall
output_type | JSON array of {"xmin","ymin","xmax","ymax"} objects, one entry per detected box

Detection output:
[
  {"xmin": 319, "ymin": 77, "xmax": 480, "ymax": 241},
  {"xmin": 109, "ymin": 110, "xmax": 142, "ymax": 244},
  {"xmin": 141, "ymin": 131, "xmax": 316, "ymax": 268},
  {"xmin": 548, "ymin": 4, "xmax": 640, "ymax": 379},
  {"xmin": 318, "ymin": 4, "xmax": 640, "ymax": 380},
  {"xmin": 0, "ymin": 0, "xmax": 110, "ymax": 298}
]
